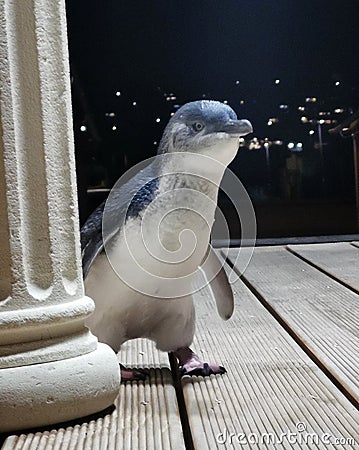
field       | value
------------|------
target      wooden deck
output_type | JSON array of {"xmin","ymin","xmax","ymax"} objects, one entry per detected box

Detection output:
[{"xmin": 2, "ymin": 242, "xmax": 359, "ymax": 449}]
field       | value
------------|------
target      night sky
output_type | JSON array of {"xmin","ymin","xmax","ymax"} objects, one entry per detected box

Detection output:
[
  {"xmin": 65, "ymin": 0, "xmax": 359, "ymax": 234},
  {"xmin": 66, "ymin": 0, "xmax": 358, "ymax": 113}
]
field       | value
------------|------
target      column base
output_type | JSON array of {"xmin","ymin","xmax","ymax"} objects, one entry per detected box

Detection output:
[{"xmin": 0, "ymin": 343, "xmax": 121, "ymax": 432}]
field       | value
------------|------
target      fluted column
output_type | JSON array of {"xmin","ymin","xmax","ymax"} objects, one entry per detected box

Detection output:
[{"xmin": 0, "ymin": 0, "xmax": 120, "ymax": 432}]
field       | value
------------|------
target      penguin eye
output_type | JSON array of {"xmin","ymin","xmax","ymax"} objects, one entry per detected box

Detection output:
[{"xmin": 192, "ymin": 122, "xmax": 204, "ymax": 132}]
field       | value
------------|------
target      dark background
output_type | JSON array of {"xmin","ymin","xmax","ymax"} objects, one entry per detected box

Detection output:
[{"xmin": 65, "ymin": 0, "xmax": 359, "ymax": 238}]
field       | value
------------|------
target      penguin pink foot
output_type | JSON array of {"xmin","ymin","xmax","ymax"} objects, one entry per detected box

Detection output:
[
  {"xmin": 173, "ymin": 347, "xmax": 226, "ymax": 377},
  {"xmin": 119, "ymin": 364, "xmax": 147, "ymax": 382}
]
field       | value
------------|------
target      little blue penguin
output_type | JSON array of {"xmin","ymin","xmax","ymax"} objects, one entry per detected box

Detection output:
[{"xmin": 81, "ymin": 100, "xmax": 253, "ymax": 380}]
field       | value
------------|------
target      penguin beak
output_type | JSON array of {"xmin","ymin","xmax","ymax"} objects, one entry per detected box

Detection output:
[{"xmin": 219, "ymin": 119, "xmax": 253, "ymax": 137}]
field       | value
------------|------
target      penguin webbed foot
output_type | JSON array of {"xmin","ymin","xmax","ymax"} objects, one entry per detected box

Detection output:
[
  {"xmin": 179, "ymin": 362, "xmax": 226, "ymax": 377},
  {"xmin": 173, "ymin": 347, "xmax": 226, "ymax": 378},
  {"xmin": 119, "ymin": 363, "xmax": 148, "ymax": 382}
]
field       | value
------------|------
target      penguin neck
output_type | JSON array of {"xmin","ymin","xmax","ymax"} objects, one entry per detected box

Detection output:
[{"xmin": 156, "ymin": 151, "xmax": 226, "ymax": 199}]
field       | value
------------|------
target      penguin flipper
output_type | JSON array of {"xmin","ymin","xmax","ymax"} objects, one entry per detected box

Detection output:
[
  {"xmin": 80, "ymin": 163, "xmax": 158, "ymax": 278},
  {"xmin": 81, "ymin": 201, "xmax": 105, "ymax": 278},
  {"xmin": 199, "ymin": 245, "xmax": 234, "ymax": 320}
]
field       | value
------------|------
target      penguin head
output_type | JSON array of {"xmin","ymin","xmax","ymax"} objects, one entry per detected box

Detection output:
[{"xmin": 158, "ymin": 100, "xmax": 252, "ymax": 166}]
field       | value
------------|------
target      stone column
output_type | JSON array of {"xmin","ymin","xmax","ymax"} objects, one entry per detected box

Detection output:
[{"xmin": 0, "ymin": 0, "xmax": 120, "ymax": 432}]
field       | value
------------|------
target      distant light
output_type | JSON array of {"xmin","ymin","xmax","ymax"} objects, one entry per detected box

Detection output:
[
  {"xmin": 301, "ymin": 116, "xmax": 309, "ymax": 123},
  {"xmin": 279, "ymin": 104, "xmax": 288, "ymax": 110},
  {"xmin": 223, "ymin": 100, "xmax": 228, "ymax": 104},
  {"xmin": 170, "ymin": 112, "xmax": 175, "ymax": 116},
  {"xmin": 319, "ymin": 119, "xmax": 325, "ymax": 124},
  {"xmin": 249, "ymin": 137, "xmax": 260, "ymax": 150},
  {"xmin": 240, "ymin": 100, "xmax": 245, "ymax": 105},
  {"xmin": 264, "ymin": 142, "xmax": 270, "ymax": 148},
  {"xmin": 309, "ymin": 130, "xmax": 315, "ymax": 135},
  {"xmin": 275, "ymin": 79, "xmax": 280, "ymax": 84},
  {"xmin": 174, "ymin": 104, "xmax": 180, "ymax": 109},
  {"xmin": 334, "ymin": 108, "xmax": 344, "ymax": 113},
  {"xmin": 298, "ymin": 106, "xmax": 305, "ymax": 111},
  {"xmin": 80, "ymin": 125, "xmax": 87, "ymax": 132},
  {"xmin": 112, "ymin": 125, "xmax": 117, "ymax": 131},
  {"xmin": 335, "ymin": 81, "xmax": 340, "ymax": 86},
  {"xmin": 287, "ymin": 142, "xmax": 295, "ymax": 149},
  {"xmin": 290, "ymin": 142, "xmax": 303, "ymax": 152},
  {"xmin": 269, "ymin": 117, "xmax": 279, "ymax": 124},
  {"xmin": 107, "ymin": 112, "xmax": 115, "ymax": 117},
  {"xmin": 274, "ymin": 140, "xmax": 283, "ymax": 145},
  {"xmin": 115, "ymin": 91, "xmax": 121, "ymax": 97},
  {"xmin": 153, "ymin": 141, "xmax": 157, "ymax": 145},
  {"xmin": 132, "ymin": 101, "xmax": 137, "ymax": 106},
  {"xmin": 156, "ymin": 118, "xmax": 161, "ymax": 123},
  {"xmin": 306, "ymin": 97, "xmax": 317, "ymax": 103},
  {"xmin": 235, "ymin": 80, "xmax": 240, "ymax": 85},
  {"xmin": 267, "ymin": 118, "xmax": 278, "ymax": 126},
  {"xmin": 342, "ymin": 127, "xmax": 350, "ymax": 132}
]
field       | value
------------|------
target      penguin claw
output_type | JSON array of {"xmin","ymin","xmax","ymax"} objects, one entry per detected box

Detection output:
[
  {"xmin": 173, "ymin": 347, "xmax": 227, "ymax": 378},
  {"xmin": 179, "ymin": 363, "xmax": 226, "ymax": 378}
]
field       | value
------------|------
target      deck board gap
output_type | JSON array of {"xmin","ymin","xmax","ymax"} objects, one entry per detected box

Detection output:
[{"xmin": 168, "ymin": 353, "xmax": 195, "ymax": 450}]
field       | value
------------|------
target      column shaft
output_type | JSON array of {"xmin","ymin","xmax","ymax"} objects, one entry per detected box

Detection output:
[{"xmin": 0, "ymin": 0, "xmax": 120, "ymax": 432}]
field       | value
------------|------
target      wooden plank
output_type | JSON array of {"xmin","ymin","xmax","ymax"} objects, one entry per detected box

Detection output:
[
  {"xmin": 287, "ymin": 242, "xmax": 359, "ymax": 292},
  {"xmin": 181, "ymin": 261, "xmax": 359, "ymax": 450},
  {"xmin": 2, "ymin": 339, "xmax": 185, "ymax": 450},
  {"xmin": 227, "ymin": 246, "xmax": 359, "ymax": 404}
]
